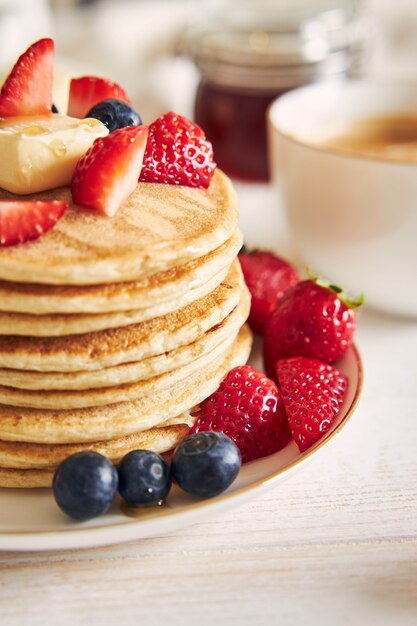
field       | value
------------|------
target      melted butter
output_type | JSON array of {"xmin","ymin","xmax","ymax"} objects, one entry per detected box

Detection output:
[
  {"xmin": 49, "ymin": 138, "xmax": 67, "ymax": 156},
  {"xmin": 0, "ymin": 113, "xmax": 108, "ymax": 194},
  {"xmin": 83, "ymin": 117, "xmax": 106, "ymax": 129},
  {"xmin": 22, "ymin": 125, "xmax": 48, "ymax": 136}
]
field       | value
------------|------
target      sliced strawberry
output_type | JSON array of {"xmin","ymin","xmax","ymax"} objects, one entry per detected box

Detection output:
[
  {"xmin": 68, "ymin": 77, "xmax": 131, "ymax": 119},
  {"xmin": 0, "ymin": 38, "xmax": 54, "ymax": 117},
  {"xmin": 0, "ymin": 200, "xmax": 67, "ymax": 247},
  {"xmin": 276, "ymin": 357, "xmax": 348, "ymax": 452},
  {"xmin": 71, "ymin": 125, "xmax": 148, "ymax": 217},
  {"xmin": 140, "ymin": 112, "xmax": 216, "ymax": 188}
]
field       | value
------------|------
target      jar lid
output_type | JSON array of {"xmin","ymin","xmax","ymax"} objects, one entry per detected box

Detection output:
[{"xmin": 185, "ymin": 0, "xmax": 368, "ymax": 89}]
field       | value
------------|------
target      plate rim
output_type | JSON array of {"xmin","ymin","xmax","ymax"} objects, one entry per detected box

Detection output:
[{"xmin": 0, "ymin": 344, "xmax": 363, "ymax": 551}]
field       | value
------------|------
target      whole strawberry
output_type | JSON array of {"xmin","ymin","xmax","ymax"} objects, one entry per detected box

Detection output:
[
  {"xmin": 276, "ymin": 357, "xmax": 348, "ymax": 452},
  {"xmin": 139, "ymin": 112, "xmax": 216, "ymax": 188},
  {"xmin": 263, "ymin": 278, "xmax": 362, "ymax": 377},
  {"xmin": 190, "ymin": 365, "xmax": 291, "ymax": 463},
  {"xmin": 238, "ymin": 250, "xmax": 299, "ymax": 335}
]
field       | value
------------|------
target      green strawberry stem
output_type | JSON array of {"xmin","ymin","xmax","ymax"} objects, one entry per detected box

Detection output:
[{"xmin": 306, "ymin": 267, "xmax": 364, "ymax": 309}]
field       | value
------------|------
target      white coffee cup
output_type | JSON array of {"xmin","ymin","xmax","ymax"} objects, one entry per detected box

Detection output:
[{"xmin": 268, "ymin": 81, "xmax": 417, "ymax": 317}]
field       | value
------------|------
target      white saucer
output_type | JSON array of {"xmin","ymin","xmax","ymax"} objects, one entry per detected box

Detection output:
[{"xmin": 0, "ymin": 340, "xmax": 362, "ymax": 552}]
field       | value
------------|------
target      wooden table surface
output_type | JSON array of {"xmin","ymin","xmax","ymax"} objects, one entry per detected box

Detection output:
[{"xmin": 0, "ymin": 183, "xmax": 416, "ymax": 624}]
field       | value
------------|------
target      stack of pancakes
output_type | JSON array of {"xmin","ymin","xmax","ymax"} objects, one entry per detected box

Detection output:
[{"xmin": 0, "ymin": 170, "xmax": 252, "ymax": 488}]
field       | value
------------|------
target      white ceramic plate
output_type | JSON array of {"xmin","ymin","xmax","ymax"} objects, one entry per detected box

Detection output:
[{"xmin": 0, "ymin": 339, "xmax": 362, "ymax": 552}]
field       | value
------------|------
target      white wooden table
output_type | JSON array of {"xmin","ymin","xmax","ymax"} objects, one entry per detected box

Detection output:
[{"xmin": 0, "ymin": 182, "xmax": 416, "ymax": 626}]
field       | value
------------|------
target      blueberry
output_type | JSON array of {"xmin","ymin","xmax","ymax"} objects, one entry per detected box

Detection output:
[
  {"xmin": 85, "ymin": 98, "xmax": 142, "ymax": 132},
  {"xmin": 53, "ymin": 451, "xmax": 118, "ymax": 521},
  {"xmin": 118, "ymin": 450, "xmax": 171, "ymax": 506},
  {"xmin": 52, "ymin": 103, "xmax": 59, "ymax": 113},
  {"xmin": 172, "ymin": 432, "xmax": 241, "ymax": 498}
]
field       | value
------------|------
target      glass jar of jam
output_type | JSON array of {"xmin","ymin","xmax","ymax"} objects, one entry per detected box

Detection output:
[{"xmin": 187, "ymin": 0, "xmax": 368, "ymax": 182}]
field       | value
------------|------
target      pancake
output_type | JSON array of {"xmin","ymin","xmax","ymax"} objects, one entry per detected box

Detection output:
[
  {"xmin": 0, "ymin": 230, "xmax": 242, "ymax": 315},
  {"xmin": 0, "ymin": 264, "xmax": 229, "ymax": 336},
  {"xmin": 0, "ymin": 324, "xmax": 252, "ymax": 443},
  {"xmin": 0, "ymin": 422, "xmax": 191, "ymax": 488},
  {"xmin": 0, "ymin": 290, "xmax": 248, "ymax": 390},
  {"xmin": 0, "ymin": 467, "xmax": 53, "ymax": 488},
  {"xmin": 0, "ymin": 418, "xmax": 192, "ymax": 470},
  {"xmin": 0, "ymin": 261, "xmax": 244, "ymax": 372},
  {"xmin": 0, "ymin": 169, "xmax": 239, "ymax": 285},
  {"xmin": 0, "ymin": 291, "xmax": 249, "ymax": 409}
]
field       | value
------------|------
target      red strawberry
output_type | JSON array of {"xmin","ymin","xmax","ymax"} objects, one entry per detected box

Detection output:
[
  {"xmin": 139, "ymin": 112, "xmax": 216, "ymax": 188},
  {"xmin": 238, "ymin": 250, "xmax": 299, "ymax": 335},
  {"xmin": 0, "ymin": 200, "xmax": 67, "ymax": 247},
  {"xmin": 276, "ymin": 357, "xmax": 348, "ymax": 452},
  {"xmin": 0, "ymin": 38, "xmax": 54, "ymax": 117},
  {"xmin": 71, "ymin": 125, "xmax": 148, "ymax": 217},
  {"xmin": 190, "ymin": 365, "xmax": 291, "ymax": 463},
  {"xmin": 68, "ymin": 76, "xmax": 131, "ymax": 119},
  {"xmin": 264, "ymin": 278, "xmax": 362, "ymax": 377}
]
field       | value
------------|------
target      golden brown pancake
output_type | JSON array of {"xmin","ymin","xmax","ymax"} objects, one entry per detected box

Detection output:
[
  {"xmin": 0, "ymin": 298, "xmax": 248, "ymax": 409},
  {"xmin": 0, "ymin": 169, "xmax": 239, "ymax": 285},
  {"xmin": 0, "ymin": 325, "xmax": 252, "ymax": 443},
  {"xmin": 0, "ymin": 422, "xmax": 191, "ymax": 488},
  {"xmin": 0, "ymin": 261, "xmax": 244, "ymax": 372},
  {"xmin": 0, "ymin": 167, "xmax": 251, "ymax": 489},
  {"xmin": 0, "ymin": 230, "xmax": 242, "ymax": 315},
  {"xmin": 0, "ymin": 419, "xmax": 192, "ymax": 470},
  {"xmin": 0, "ymin": 467, "xmax": 53, "ymax": 488},
  {"xmin": 0, "ymin": 265, "xmax": 229, "ymax": 336},
  {"xmin": 0, "ymin": 295, "xmax": 248, "ymax": 390}
]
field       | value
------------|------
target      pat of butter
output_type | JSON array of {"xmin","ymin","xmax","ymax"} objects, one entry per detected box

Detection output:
[{"xmin": 0, "ymin": 115, "xmax": 109, "ymax": 194}]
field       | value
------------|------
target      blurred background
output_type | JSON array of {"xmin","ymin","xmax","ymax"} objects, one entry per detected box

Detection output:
[
  {"xmin": 1, "ymin": 0, "xmax": 417, "ymax": 254},
  {"xmin": 1, "ymin": 3, "xmax": 416, "ymax": 112},
  {"xmin": 1, "ymin": 0, "xmax": 417, "ymax": 183}
]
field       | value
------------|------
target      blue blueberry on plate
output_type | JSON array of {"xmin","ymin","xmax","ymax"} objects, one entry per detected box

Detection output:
[
  {"xmin": 172, "ymin": 431, "xmax": 241, "ymax": 498},
  {"xmin": 86, "ymin": 98, "xmax": 142, "ymax": 132},
  {"xmin": 118, "ymin": 450, "xmax": 171, "ymax": 506},
  {"xmin": 53, "ymin": 451, "xmax": 118, "ymax": 521}
]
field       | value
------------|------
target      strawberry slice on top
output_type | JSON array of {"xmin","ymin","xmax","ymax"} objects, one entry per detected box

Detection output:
[
  {"xmin": 71, "ymin": 125, "xmax": 148, "ymax": 217},
  {"xmin": 68, "ymin": 76, "xmax": 131, "ymax": 119},
  {"xmin": 0, "ymin": 200, "xmax": 67, "ymax": 247},
  {"xmin": 276, "ymin": 356, "xmax": 348, "ymax": 452},
  {"xmin": 140, "ymin": 112, "xmax": 216, "ymax": 188},
  {"xmin": 0, "ymin": 38, "xmax": 54, "ymax": 117}
]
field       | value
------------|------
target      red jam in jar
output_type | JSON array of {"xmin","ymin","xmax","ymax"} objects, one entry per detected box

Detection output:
[
  {"xmin": 195, "ymin": 83, "xmax": 283, "ymax": 182},
  {"xmin": 187, "ymin": 1, "xmax": 367, "ymax": 181}
]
